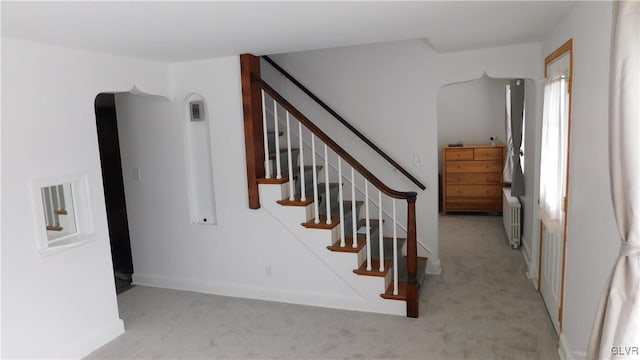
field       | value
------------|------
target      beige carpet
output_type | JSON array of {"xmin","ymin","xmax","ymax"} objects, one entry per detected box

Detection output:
[{"xmin": 87, "ymin": 214, "xmax": 558, "ymax": 359}]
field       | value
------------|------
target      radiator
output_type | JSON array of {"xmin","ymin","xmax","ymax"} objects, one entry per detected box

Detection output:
[{"xmin": 502, "ymin": 187, "xmax": 522, "ymax": 249}]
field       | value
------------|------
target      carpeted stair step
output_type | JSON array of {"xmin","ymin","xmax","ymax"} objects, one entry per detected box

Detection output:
[
  {"xmin": 316, "ymin": 182, "xmax": 341, "ymax": 218},
  {"xmin": 268, "ymin": 148, "xmax": 300, "ymax": 176},
  {"xmin": 356, "ymin": 218, "xmax": 383, "ymax": 237},
  {"xmin": 338, "ymin": 200, "xmax": 365, "ymax": 239},
  {"xmin": 293, "ymin": 166, "xmax": 323, "ymax": 197},
  {"xmin": 264, "ymin": 148, "xmax": 300, "ymax": 185},
  {"xmin": 395, "ymin": 256, "xmax": 428, "ymax": 283},
  {"xmin": 268, "ymin": 147, "xmax": 298, "ymax": 160},
  {"xmin": 266, "ymin": 130, "xmax": 285, "ymax": 154},
  {"xmin": 369, "ymin": 237, "xmax": 406, "ymax": 261}
]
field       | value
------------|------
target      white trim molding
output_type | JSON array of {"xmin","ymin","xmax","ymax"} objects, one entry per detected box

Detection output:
[
  {"xmin": 559, "ymin": 333, "xmax": 587, "ymax": 360},
  {"xmin": 30, "ymin": 173, "xmax": 95, "ymax": 255}
]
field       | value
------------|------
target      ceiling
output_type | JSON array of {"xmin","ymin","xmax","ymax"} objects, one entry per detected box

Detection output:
[{"xmin": 1, "ymin": 1, "xmax": 575, "ymax": 63}]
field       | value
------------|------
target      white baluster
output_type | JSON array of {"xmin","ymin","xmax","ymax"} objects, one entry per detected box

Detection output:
[
  {"xmin": 298, "ymin": 123, "xmax": 306, "ymax": 201},
  {"xmin": 338, "ymin": 158, "xmax": 345, "ymax": 247},
  {"xmin": 311, "ymin": 135, "xmax": 320, "ymax": 224},
  {"xmin": 42, "ymin": 188, "xmax": 52, "ymax": 227},
  {"xmin": 57, "ymin": 184, "xmax": 65, "ymax": 210},
  {"xmin": 261, "ymin": 91, "xmax": 270, "ymax": 179},
  {"xmin": 48, "ymin": 187, "xmax": 58, "ymax": 226},
  {"xmin": 393, "ymin": 199, "xmax": 398, "ymax": 295},
  {"xmin": 378, "ymin": 190, "xmax": 384, "ymax": 272},
  {"xmin": 324, "ymin": 145, "xmax": 331, "ymax": 225},
  {"xmin": 365, "ymin": 180, "xmax": 372, "ymax": 271},
  {"xmin": 286, "ymin": 112, "xmax": 294, "ymax": 200},
  {"xmin": 274, "ymin": 100, "xmax": 282, "ymax": 179},
  {"xmin": 351, "ymin": 168, "xmax": 357, "ymax": 248}
]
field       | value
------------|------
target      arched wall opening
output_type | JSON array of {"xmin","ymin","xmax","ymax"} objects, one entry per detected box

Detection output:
[{"xmin": 436, "ymin": 73, "xmax": 541, "ymax": 278}]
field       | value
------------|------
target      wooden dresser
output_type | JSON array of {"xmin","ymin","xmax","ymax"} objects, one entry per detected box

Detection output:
[{"xmin": 442, "ymin": 144, "xmax": 505, "ymax": 214}]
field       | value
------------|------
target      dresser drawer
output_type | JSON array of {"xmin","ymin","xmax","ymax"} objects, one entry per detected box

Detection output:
[
  {"xmin": 445, "ymin": 148, "xmax": 473, "ymax": 160},
  {"xmin": 474, "ymin": 147, "xmax": 504, "ymax": 160},
  {"xmin": 446, "ymin": 185, "xmax": 502, "ymax": 197},
  {"xmin": 446, "ymin": 197, "xmax": 502, "ymax": 212},
  {"xmin": 446, "ymin": 173, "xmax": 502, "ymax": 184},
  {"xmin": 446, "ymin": 160, "xmax": 503, "ymax": 173}
]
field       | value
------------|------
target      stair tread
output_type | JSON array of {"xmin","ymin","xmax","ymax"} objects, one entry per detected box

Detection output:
[
  {"xmin": 54, "ymin": 209, "xmax": 68, "ymax": 215},
  {"xmin": 46, "ymin": 225, "xmax": 63, "ymax": 231},
  {"xmin": 327, "ymin": 235, "xmax": 366, "ymax": 253},
  {"xmin": 353, "ymin": 259, "xmax": 392, "ymax": 277},
  {"xmin": 302, "ymin": 215, "xmax": 340, "ymax": 229},
  {"xmin": 266, "ymin": 130, "xmax": 284, "ymax": 136},
  {"xmin": 277, "ymin": 195, "xmax": 314, "ymax": 207},
  {"xmin": 380, "ymin": 258, "xmax": 428, "ymax": 301},
  {"xmin": 381, "ymin": 281, "xmax": 409, "ymax": 301},
  {"xmin": 257, "ymin": 177, "xmax": 291, "ymax": 184}
]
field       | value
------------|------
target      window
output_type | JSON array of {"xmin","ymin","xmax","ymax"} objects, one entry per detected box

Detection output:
[
  {"xmin": 504, "ymin": 79, "xmax": 526, "ymax": 195},
  {"xmin": 539, "ymin": 74, "xmax": 570, "ymax": 234},
  {"xmin": 31, "ymin": 173, "xmax": 94, "ymax": 254}
]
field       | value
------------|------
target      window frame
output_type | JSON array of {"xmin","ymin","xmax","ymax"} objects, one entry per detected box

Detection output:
[{"xmin": 31, "ymin": 173, "xmax": 95, "ymax": 256}]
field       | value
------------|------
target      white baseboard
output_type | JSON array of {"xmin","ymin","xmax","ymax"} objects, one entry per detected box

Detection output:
[
  {"xmin": 58, "ymin": 318, "xmax": 124, "ymax": 359},
  {"xmin": 522, "ymin": 240, "xmax": 531, "ymax": 269},
  {"xmin": 521, "ymin": 240, "xmax": 539, "ymax": 289},
  {"xmin": 426, "ymin": 257, "xmax": 442, "ymax": 274},
  {"xmin": 559, "ymin": 333, "xmax": 587, "ymax": 360},
  {"xmin": 132, "ymin": 273, "xmax": 405, "ymax": 316}
]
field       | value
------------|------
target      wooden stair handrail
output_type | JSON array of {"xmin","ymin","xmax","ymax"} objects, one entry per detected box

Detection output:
[
  {"xmin": 254, "ymin": 75, "xmax": 417, "ymax": 201},
  {"xmin": 262, "ymin": 56, "xmax": 426, "ymax": 191}
]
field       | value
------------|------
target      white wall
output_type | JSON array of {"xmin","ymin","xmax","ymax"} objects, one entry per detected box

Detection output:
[
  {"xmin": 541, "ymin": 2, "xmax": 619, "ymax": 358},
  {"xmin": 266, "ymin": 40, "xmax": 542, "ymax": 274},
  {"xmin": 116, "ymin": 56, "xmax": 376, "ymax": 315},
  {"xmin": 437, "ymin": 75, "xmax": 508, "ymax": 162},
  {"xmin": 1, "ymin": 37, "xmax": 170, "ymax": 358}
]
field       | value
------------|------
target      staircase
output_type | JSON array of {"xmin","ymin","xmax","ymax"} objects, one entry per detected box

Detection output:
[
  {"xmin": 240, "ymin": 54, "xmax": 426, "ymax": 317},
  {"xmin": 42, "ymin": 184, "xmax": 76, "ymax": 242}
]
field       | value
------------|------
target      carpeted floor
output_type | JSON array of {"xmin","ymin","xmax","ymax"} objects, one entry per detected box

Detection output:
[{"xmin": 87, "ymin": 214, "xmax": 558, "ymax": 359}]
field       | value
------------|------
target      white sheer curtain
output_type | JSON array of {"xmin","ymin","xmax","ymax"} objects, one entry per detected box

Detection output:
[
  {"xmin": 588, "ymin": 1, "xmax": 640, "ymax": 358},
  {"xmin": 504, "ymin": 84, "xmax": 514, "ymax": 183},
  {"xmin": 539, "ymin": 76, "xmax": 569, "ymax": 235}
]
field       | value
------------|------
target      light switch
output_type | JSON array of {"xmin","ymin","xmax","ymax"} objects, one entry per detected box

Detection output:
[{"xmin": 413, "ymin": 154, "xmax": 423, "ymax": 167}]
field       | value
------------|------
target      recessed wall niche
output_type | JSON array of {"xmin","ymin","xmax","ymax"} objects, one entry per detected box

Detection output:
[{"xmin": 183, "ymin": 94, "xmax": 217, "ymax": 225}]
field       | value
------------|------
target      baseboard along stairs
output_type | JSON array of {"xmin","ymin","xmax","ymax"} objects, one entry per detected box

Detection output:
[{"xmin": 241, "ymin": 54, "xmax": 426, "ymax": 317}]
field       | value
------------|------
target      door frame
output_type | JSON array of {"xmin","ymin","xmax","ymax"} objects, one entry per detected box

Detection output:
[{"xmin": 538, "ymin": 39, "xmax": 573, "ymax": 332}]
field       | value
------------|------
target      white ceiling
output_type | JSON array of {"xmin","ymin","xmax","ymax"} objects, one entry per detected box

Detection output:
[{"xmin": 1, "ymin": 1, "xmax": 575, "ymax": 63}]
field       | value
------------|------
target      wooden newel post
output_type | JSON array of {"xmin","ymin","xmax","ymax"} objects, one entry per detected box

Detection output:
[
  {"xmin": 240, "ymin": 54, "xmax": 265, "ymax": 209},
  {"xmin": 406, "ymin": 194, "xmax": 419, "ymax": 318}
]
